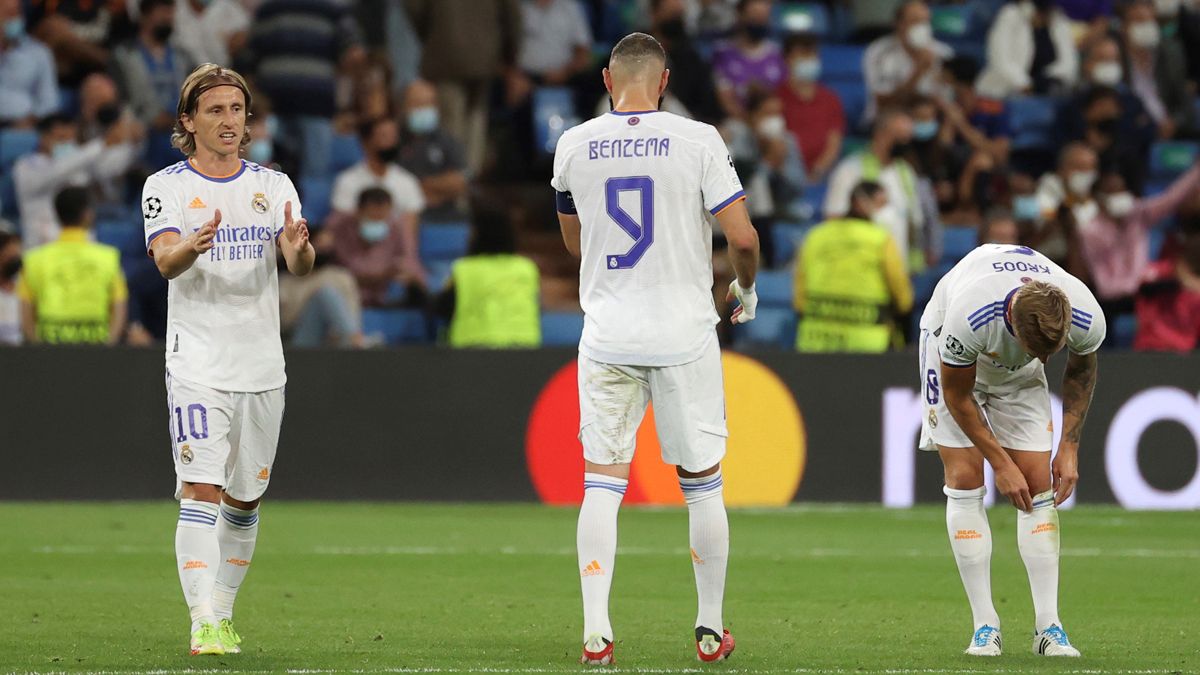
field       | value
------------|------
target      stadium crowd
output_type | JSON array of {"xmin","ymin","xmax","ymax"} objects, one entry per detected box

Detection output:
[{"xmin": 0, "ymin": 0, "xmax": 1198, "ymax": 351}]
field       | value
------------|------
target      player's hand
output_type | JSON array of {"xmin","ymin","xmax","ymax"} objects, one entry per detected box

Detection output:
[
  {"xmin": 1052, "ymin": 445, "xmax": 1079, "ymax": 506},
  {"xmin": 726, "ymin": 280, "xmax": 758, "ymax": 324},
  {"xmin": 281, "ymin": 201, "xmax": 310, "ymax": 252},
  {"xmin": 995, "ymin": 464, "xmax": 1033, "ymax": 512},
  {"xmin": 189, "ymin": 209, "xmax": 219, "ymax": 253}
]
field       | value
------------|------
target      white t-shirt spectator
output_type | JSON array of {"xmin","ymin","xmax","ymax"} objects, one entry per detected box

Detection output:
[
  {"xmin": 0, "ymin": 285, "xmax": 20, "ymax": 345},
  {"xmin": 863, "ymin": 34, "xmax": 952, "ymax": 123},
  {"xmin": 174, "ymin": 0, "xmax": 250, "ymax": 67},
  {"xmin": 0, "ymin": 36, "xmax": 60, "ymax": 123},
  {"xmin": 975, "ymin": 3, "xmax": 1077, "ymax": 98},
  {"xmin": 518, "ymin": 0, "xmax": 593, "ymax": 76},
  {"xmin": 331, "ymin": 162, "xmax": 426, "ymax": 217}
]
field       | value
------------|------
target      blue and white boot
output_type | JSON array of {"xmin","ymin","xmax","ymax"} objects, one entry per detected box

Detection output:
[
  {"xmin": 1033, "ymin": 624, "xmax": 1080, "ymax": 657},
  {"xmin": 965, "ymin": 624, "xmax": 1002, "ymax": 656}
]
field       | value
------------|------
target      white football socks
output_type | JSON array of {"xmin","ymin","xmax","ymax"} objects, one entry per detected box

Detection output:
[
  {"xmin": 176, "ymin": 499, "xmax": 220, "ymax": 631},
  {"xmin": 680, "ymin": 469, "xmax": 729, "ymax": 634},
  {"xmin": 213, "ymin": 502, "xmax": 260, "ymax": 622},
  {"xmin": 577, "ymin": 472, "xmax": 626, "ymax": 643},
  {"xmin": 944, "ymin": 486, "xmax": 1001, "ymax": 630},
  {"xmin": 1018, "ymin": 490, "xmax": 1061, "ymax": 632}
]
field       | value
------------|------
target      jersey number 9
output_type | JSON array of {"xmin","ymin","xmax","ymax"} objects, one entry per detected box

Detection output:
[{"xmin": 605, "ymin": 176, "xmax": 654, "ymax": 270}]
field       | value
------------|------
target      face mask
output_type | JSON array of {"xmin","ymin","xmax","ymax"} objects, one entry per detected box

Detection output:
[
  {"xmin": 659, "ymin": 18, "xmax": 686, "ymax": 40},
  {"xmin": 1068, "ymin": 170, "xmax": 1097, "ymax": 196},
  {"xmin": 151, "ymin": 23, "xmax": 173, "ymax": 43},
  {"xmin": 0, "ymin": 256, "xmax": 20, "ymax": 280},
  {"xmin": 1013, "ymin": 194, "xmax": 1042, "ymax": 221},
  {"xmin": 3, "ymin": 16, "xmax": 24, "ymax": 40},
  {"xmin": 891, "ymin": 140, "xmax": 914, "ymax": 159},
  {"xmin": 96, "ymin": 103, "xmax": 121, "ymax": 127},
  {"xmin": 743, "ymin": 24, "xmax": 770, "ymax": 43},
  {"xmin": 913, "ymin": 119, "xmax": 939, "ymax": 141},
  {"xmin": 1092, "ymin": 116, "xmax": 1119, "ymax": 136},
  {"xmin": 376, "ymin": 145, "xmax": 400, "ymax": 163},
  {"xmin": 1091, "ymin": 61, "xmax": 1123, "ymax": 86},
  {"xmin": 359, "ymin": 220, "xmax": 390, "ymax": 243},
  {"xmin": 407, "ymin": 106, "xmax": 439, "ymax": 134},
  {"xmin": 791, "ymin": 57, "xmax": 821, "ymax": 82},
  {"xmin": 1104, "ymin": 191, "xmax": 1135, "ymax": 217},
  {"xmin": 1129, "ymin": 20, "xmax": 1161, "ymax": 48},
  {"xmin": 756, "ymin": 114, "xmax": 786, "ymax": 139},
  {"xmin": 247, "ymin": 139, "xmax": 273, "ymax": 164},
  {"xmin": 52, "ymin": 142, "xmax": 79, "ymax": 161},
  {"xmin": 905, "ymin": 22, "xmax": 933, "ymax": 49}
]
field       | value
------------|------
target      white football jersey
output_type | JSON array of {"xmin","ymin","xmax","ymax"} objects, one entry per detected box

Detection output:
[
  {"xmin": 551, "ymin": 110, "xmax": 744, "ymax": 366},
  {"xmin": 142, "ymin": 159, "xmax": 300, "ymax": 392},
  {"xmin": 921, "ymin": 244, "xmax": 1105, "ymax": 391}
]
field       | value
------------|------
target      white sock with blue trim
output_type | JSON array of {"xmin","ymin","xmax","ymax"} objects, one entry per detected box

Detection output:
[
  {"xmin": 175, "ymin": 499, "xmax": 220, "ymax": 632},
  {"xmin": 213, "ymin": 502, "xmax": 260, "ymax": 621},
  {"xmin": 1018, "ymin": 490, "xmax": 1061, "ymax": 632},
  {"xmin": 944, "ymin": 485, "xmax": 1000, "ymax": 630},
  {"xmin": 680, "ymin": 469, "xmax": 728, "ymax": 633},
  {"xmin": 577, "ymin": 472, "xmax": 627, "ymax": 643}
]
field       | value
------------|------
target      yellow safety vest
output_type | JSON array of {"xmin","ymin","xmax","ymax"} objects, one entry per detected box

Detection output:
[
  {"xmin": 796, "ymin": 218, "xmax": 894, "ymax": 353},
  {"xmin": 448, "ymin": 254, "xmax": 541, "ymax": 348},
  {"xmin": 18, "ymin": 228, "xmax": 126, "ymax": 344}
]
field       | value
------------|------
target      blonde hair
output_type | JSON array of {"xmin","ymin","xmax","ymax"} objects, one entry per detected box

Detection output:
[
  {"xmin": 1012, "ymin": 281, "xmax": 1072, "ymax": 357},
  {"xmin": 171, "ymin": 64, "xmax": 253, "ymax": 157}
]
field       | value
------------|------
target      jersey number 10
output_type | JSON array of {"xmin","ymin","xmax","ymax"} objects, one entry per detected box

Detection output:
[{"xmin": 605, "ymin": 176, "xmax": 654, "ymax": 270}]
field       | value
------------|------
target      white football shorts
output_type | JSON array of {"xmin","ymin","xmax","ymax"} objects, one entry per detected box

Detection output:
[
  {"xmin": 165, "ymin": 370, "xmax": 285, "ymax": 501},
  {"xmin": 577, "ymin": 335, "xmax": 727, "ymax": 473},
  {"xmin": 918, "ymin": 329, "xmax": 1052, "ymax": 453}
]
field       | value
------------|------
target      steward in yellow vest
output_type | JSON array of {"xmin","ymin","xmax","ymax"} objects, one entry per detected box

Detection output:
[
  {"xmin": 794, "ymin": 181, "xmax": 913, "ymax": 352},
  {"xmin": 18, "ymin": 187, "xmax": 127, "ymax": 345}
]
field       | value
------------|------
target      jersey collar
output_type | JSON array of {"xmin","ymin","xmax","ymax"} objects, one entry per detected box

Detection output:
[
  {"xmin": 186, "ymin": 158, "xmax": 246, "ymax": 183},
  {"xmin": 1002, "ymin": 286, "xmax": 1021, "ymax": 336},
  {"xmin": 609, "ymin": 110, "xmax": 659, "ymax": 116}
]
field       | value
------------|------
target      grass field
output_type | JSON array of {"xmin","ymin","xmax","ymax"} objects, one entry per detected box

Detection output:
[{"xmin": 1, "ymin": 503, "xmax": 1197, "ymax": 674}]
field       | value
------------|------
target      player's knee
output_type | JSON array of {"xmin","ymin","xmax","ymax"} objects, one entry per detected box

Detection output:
[
  {"xmin": 677, "ymin": 463, "xmax": 720, "ymax": 479},
  {"xmin": 943, "ymin": 463, "xmax": 985, "ymax": 490},
  {"xmin": 181, "ymin": 482, "xmax": 223, "ymax": 503}
]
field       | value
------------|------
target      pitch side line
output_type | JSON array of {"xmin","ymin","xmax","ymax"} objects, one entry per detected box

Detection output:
[{"xmin": 20, "ymin": 668, "xmax": 1188, "ymax": 675}]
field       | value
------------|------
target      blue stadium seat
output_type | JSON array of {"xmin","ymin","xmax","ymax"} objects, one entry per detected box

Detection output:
[
  {"xmin": 942, "ymin": 38, "xmax": 985, "ymax": 65},
  {"xmin": 772, "ymin": 221, "xmax": 815, "ymax": 267},
  {"xmin": 931, "ymin": 5, "xmax": 971, "ymax": 38},
  {"xmin": 1149, "ymin": 141, "xmax": 1199, "ymax": 180},
  {"xmin": 298, "ymin": 176, "xmax": 332, "ymax": 226},
  {"xmin": 330, "ymin": 134, "xmax": 363, "ymax": 174},
  {"xmin": 0, "ymin": 174, "xmax": 18, "ymax": 220},
  {"xmin": 775, "ymin": 2, "xmax": 831, "ymax": 36},
  {"xmin": 540, "ymin": 311, "xmax": 584, "ymax": 347},
  {"xmin": 1007, "ymin": 96, "xmax": 1060, "ymax": 151},
  {"xmin": 941, "ymin": 226, "xmax": 978, "ymax": 263},
  {"xmin": 826, "ymin": 80, "xmax": 866, "ymax": 130},
  {"xmin": 819, "ymin": 44, "xmax": 866, "ymax": 82},
  {"xmin": 734, "ymin": 307, "xmax": 795, "ymax": 348},
  {"xmin": 755, "ymin": 269, "xmax": 794, "ymax": 307},
  {"xmin": 1111, "ymin": 312, "xmax": 1137, "ymax": 350},
  {"xmin": 95, "ymin": 220, "xmax": 144, "ymax": 258},
  {"xmin": 361, "ymin": 308, "xmax": 428, "ymax": 345},
  {"xmin": 533, "ymin": 87, "xmax": 577, "ymax": 155},
  {"xmin": 419, "ymin": 223, "xmax": 471, "ymax": 261},
  {"xmin": 426, "ymin": 260, "xmax": 453, "ymax": 292},
  {"xmin": 0, "ymin": 128, "xmax": 38, "ymax": 171}
]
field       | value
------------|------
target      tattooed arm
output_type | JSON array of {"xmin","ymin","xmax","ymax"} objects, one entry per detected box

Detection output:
[{"xmin": 1054, "ymin": 351, "xmax": 1098, "ymax": 505}]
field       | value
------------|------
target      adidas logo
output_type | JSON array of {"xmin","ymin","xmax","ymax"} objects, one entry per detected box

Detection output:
[
  {"xmin": 257, "ymin": 467, "xmax": 269, "ymax": 480},
  {"xmin": 188, "ymin": 197, "xmax": 207, "ymax": 209},
  {"xmin": 581, "ymin": 560, "xmax": 604, "ymax": 577}
]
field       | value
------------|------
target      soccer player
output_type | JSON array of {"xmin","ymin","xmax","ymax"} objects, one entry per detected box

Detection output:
[
  {"xmin": 918, "ymin": 244, "xmax": 1104, "ymax": 657},
  {"xmin": 141, "ymin": 64, "xmax": 314, "ymax": 656},
  {"xmin": 551, "ymin": 33, "xmax": 760, "ymax": 665}
]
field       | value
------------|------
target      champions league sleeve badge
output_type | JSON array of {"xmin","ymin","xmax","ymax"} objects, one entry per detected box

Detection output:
[
  {"xmin": 945, "ymin": 334, "xmax": 966, "ymax": 358},
  {"xmin": 143, "ymin": 196, "xmax": 163, "ymax": 220}
]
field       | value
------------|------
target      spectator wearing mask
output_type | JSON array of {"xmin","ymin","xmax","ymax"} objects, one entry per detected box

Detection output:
[
  {"xmin": 172, "ymin": 0, "xmax": 249, "ymax": 67},
  {"xmin": 936, "ymin": 56, "xmax": 1012, "ymax": 210},
  {"xmin": 0, "ymin": 0, "xmax": 60, "ymax": 127},
  {"xmin": 1134, "ymin": 232, "xmax": 1200, "ymax": 351},
  {"xmin": 17, "ymin": 187, "xmax": 126, "ymax": 345},
  {"xmin": 331, "ymin": 116, "xmax": 424, "ymax": 279},
  {"xmin": 0, "ymin": 230, "xmax": 20, "ymax": 344},
  {"xmin": 1061, "ymin": 81, "xmax": 1155, "ymax": 194},
  {"xmin": 979, "ymin": 207, "xmax": 1022, "ymax": 245},
  {"xmin": 794, "ymin": 181, "xmax": 913, "ymax": 352},
  {"xmin": 777, "ymin": 31, "xmax": 845, "ymax": 183},
  {"xmin": 713, "ymin": 0, "xmax": 787, "ymax": 119},
  {"xmin": 726, "ymin": 87, "xmax": 805, "ymax": 231},
  {"xmin": 1079, "ymin": 163, "xmax": 1200, "ymax": 330},
  {"xmin": 14, "ymin": 112, "xmax": 140, "ymax": 248},
  {"xmin": 437, "ymin": 207, "xmax": 541, "ymax": 349},
  {"xmin": 326, "ymin": 187, "xmax": 424, "ymax": 307},
  {"xmin": 649, "ymin": 0, "xmax": 722, "ymax": 124},
  {"xmin": 1008, "ymin": 171, "xmax": 1043, "ymax": 242},
  {"xmin": 407, "ymin": 0, "xmax": 522, "ymax": 177},
  {"xmin": 977, "ymin": 0, "xmax": 1077, "ymax": 98},
  {"xmin": 825, "ymin": 108, "xmax": 930, "ymax": 271},
  {"xmin": 1119, "ymin": 0, "xmax": 1194, "ymax": 139},
  {"xmin": 863, "ymin": 0, "xmax": 951, "ymax": 124},
  {"xmin": 397, "ymin": 79, "xmax": 469, "ymax": 223},
  {"xmin": 1032, "ymin": 141, "xmax": 1098, "ymax": 278}
]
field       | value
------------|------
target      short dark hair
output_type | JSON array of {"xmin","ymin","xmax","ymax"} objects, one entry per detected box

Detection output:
[
  {"xmin": 54, "ymin": 187, "xmax": 92, "ymax": 227},
  {"xmin": 357, "ymin": 187, "xmax": 393, "ymax": 210},
  {"xmin": 783, "ymin": 32, "xmax": 819, "ymax": 55},
  {"xmin": 36, "ymin": 113, "xmax": 75, "ymax": 136},
  {"xmin": 0, "ymin": 230, "xmax": 15, "ymax": 250},
  {"xmin": 851, "ymin": 180, "xmax": 885, "ymax": 205},
  {"xmin": 469, "ymin": 207, "xmax": 517, "ymax": 255},
  {"xmin": 139, "ymin": 0, "xmax": 174, "ymax": 16},
  {"xmin": 944, "ymin": 56, "xmax": 981, "ymax": 86},
  {"xmin": 610, "ymin": 32, "xmax": 666, "ymax": 66},
  {"xmin": 357, "ymin": 116, "xmax": 393, "ymax": 142}
]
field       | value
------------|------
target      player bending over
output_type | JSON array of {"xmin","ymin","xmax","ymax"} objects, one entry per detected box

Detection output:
[
  {"xmin": 551, "ymin": 33, "xmax": 760, "ymax": 665},
  {"xmin": 918, "ymin": 244, "xmax": 1104, "ymax": 657},
  {"xmin": 141, "ymin": 64, "xmax": 314, "ymax": 656}
]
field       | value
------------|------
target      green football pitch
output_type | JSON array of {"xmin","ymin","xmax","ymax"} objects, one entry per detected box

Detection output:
[{"xmin": 1, "ymin": 503, "xmax": 1196, "ymax": 674}]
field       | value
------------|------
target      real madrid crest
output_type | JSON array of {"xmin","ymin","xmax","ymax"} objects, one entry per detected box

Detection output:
[
  {"xmin": 180, "ymin": 444, "xmax": 194, "ymax": 464},
  {"xmin": 251, "ymin": 192, "xmax": 270, "ymax": 214},
  {"xmin": 928, "ymin": 408, "xmax": 938, "ymax": 429}
]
